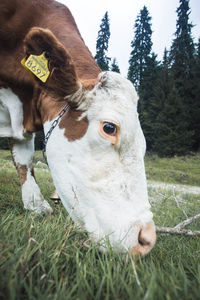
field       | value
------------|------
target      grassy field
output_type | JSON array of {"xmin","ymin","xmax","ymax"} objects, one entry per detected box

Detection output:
[
  {"xmin": 145, "ymin": 153, "xmax": 200, "ymax": 186},
  {"xmin": 0, "ymin": 150, "xmax": 200, "ymax": 300}
]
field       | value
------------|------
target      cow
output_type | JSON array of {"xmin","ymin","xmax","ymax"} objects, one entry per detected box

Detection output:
[{"xmin": 0, "ymin": 0, "xmax": 156, "ymax": 255}]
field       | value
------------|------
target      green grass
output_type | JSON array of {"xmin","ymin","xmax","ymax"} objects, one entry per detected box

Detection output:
[
  {"xmin": 145, "ymin": 153, "xmax": 200, "ymax": 186},
  {"xmin": 0, "ymin": 150, "xmax": 200, "ymax": 300}
]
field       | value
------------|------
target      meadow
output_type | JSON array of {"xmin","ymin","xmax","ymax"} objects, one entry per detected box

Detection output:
[{"xmin": 0, "ymin": 150, "xmax": 200, "ymax": 300}]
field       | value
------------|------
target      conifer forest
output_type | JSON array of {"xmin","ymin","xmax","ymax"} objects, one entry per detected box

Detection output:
[{"xmin": 95, "ymin": 0, "xmax": 200, "ymax": 157}]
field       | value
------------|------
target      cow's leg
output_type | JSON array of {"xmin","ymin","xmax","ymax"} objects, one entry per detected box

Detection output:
[
  {"xmin": 0, "ymin": 87, "xmax": 28, "ymax": 140},
  {"xmin": 9, "ymin": 136, "xmax": 53, "ymax": 214}
]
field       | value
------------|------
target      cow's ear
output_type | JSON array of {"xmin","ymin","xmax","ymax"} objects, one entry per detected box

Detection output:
[{"xmin": 23, "ymin": 27, "xmax": 80, "ymax": 99}]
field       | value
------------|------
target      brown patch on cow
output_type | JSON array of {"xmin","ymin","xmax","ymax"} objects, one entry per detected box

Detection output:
[
  {"xmin": 38, "ymin": 91, "xmax": 67, "ymax": 124},
  {"xmin": 14, "ymin": 85, "xmax": 43, "ymax": 132},
  {"xmin": 17, "ymin": 165, "xmax": 28, "ymax": 185},
  {"xmin": 59, "ymin": 108, "xmax": 88, "ymax": 141},
  {"xmin": 8, "ymin": 138, "xmax": 28, "ymax": 185}
]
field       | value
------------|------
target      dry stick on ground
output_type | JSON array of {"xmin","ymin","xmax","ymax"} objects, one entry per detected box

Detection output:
[
  {"xmin": 156, "ymin": 213, "xmax": 200, "ymax": 237},
  {"xmin": 156, "ymin": 226, "xmax": 200, "ymax": 237},
  {"xmin": 174, "ymin": 213, "xmax": 200, "ymax": 229}
]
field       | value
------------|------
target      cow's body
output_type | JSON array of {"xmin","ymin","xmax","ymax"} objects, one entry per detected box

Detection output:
[{"xmin": 0, "ymin": 0, "xmax": 156, "ymax": 255}]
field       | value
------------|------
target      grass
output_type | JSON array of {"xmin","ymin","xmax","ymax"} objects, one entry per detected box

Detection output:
[
  {"xmin": 145, "ymin": 153, "xmax": 200, "ymax": 186},
  {"xmin": 0, "ymin": 150, "xmax": 200, "ymax": 300}
]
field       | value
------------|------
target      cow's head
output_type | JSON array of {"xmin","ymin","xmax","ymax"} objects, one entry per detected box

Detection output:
[{"xmin": 23, "ymin": 28, "xmax": 156, "ymax": 255}]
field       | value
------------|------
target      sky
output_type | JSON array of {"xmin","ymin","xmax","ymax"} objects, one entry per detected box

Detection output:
[{"xmin": 57, "ymin": 0, "xmax": 200, "ymax": 76}]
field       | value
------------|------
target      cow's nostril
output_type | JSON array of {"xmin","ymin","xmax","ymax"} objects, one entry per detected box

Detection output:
[
  {"xmin": 132, "ymin": 222, "xmax": 156, "ymax": 256},
  {"xmin": 138, "ymin": 229, "xmax": 151, "ymax": 247}
]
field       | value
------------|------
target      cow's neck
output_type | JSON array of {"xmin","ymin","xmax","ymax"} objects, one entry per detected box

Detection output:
[{"xmin": 38, "ymin": 92, "xmax": 68, "ymax": 125}]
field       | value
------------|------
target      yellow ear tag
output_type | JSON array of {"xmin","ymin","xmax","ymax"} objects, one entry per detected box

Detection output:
[{"xmin": 21, "ymin": 52, "xmax": 50, "ymax": 83}]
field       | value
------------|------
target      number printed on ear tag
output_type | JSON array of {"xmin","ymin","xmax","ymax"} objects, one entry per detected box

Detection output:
[{"xmin": 21, "ymin": 52, "xmax": 50, "ymax": 82}]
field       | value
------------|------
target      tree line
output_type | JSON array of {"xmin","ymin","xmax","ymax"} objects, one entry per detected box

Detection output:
[
  {"xmin": 0, "ymin": 0, "xmax": 199, "ymax": 157},
  {"xmin": 95, "ymin": 0, "xmax": 200, "ymax": 156}
]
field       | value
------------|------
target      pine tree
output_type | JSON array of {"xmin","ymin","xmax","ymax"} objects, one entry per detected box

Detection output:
[
  {"xmin": 142, "ymin": 49, "xmax": 171, "ymax": 151},
  {"xmin": 146, "ymin": 49, "xmax": 190, "ymax": 156},
  {"xmin": 95, "ymin": 12, "xmax": 111, "ymax": 71},
  {"xmin": 153, "ymin": 85, "xmax": 193, "ymax": 156},
  {"xmin": 138, "ymin": 53, "xmax": 160, "ymax": 150},
  {"xmin": 111, "ymin": 58, "xmax": 120, "ymax": 73},
  {"xmin": 170, "ymin": 0, "xmax": 195, "ymax": 153},
  {"xmin": 170, "ymin": 0, "xmax": 194, "ymax": 74},
  {"xmin": 127, "ymin": 6, "xmax": 152, "ymax": 89}
]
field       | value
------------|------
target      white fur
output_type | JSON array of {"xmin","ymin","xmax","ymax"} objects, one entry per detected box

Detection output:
[
  {"xmin": 44, "ymin": 72, "xmax": 153, "ymax": 252},
  {"xmin": 22, "ymin": 169, "xmax": 52, "ymax": 214},
  {"xmin": 0, "ymin": 88, "xmax": 26, "ymax": 140},
  {"xmin": 0, "ymin": 88, "xmax": 52, "ymax": 214}
]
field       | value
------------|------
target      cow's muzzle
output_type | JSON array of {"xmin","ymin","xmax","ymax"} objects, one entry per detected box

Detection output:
[{"xmin": 132, "ymin": 221, "xmax": 156, "ymax": 256}]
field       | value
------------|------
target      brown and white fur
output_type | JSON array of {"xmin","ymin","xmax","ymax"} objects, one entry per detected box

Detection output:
[{"xmin": 0, "ymin": 0, "xmax": 156, "ymax": 255}]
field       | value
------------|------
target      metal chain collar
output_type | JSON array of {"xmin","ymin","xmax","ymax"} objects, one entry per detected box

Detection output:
[{"xmin": 42, "ymin": 103, "xmax": 69, "ymax": 165}]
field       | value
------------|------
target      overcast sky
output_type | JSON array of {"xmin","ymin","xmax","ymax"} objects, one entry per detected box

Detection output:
[{"xmin": 57, "ymin": 0, "xmax": 200, "ymax": 76}]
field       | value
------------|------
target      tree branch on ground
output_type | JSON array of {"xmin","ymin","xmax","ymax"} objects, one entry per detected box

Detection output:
[
  {"xmin": 156, "ymin": 213, "xmax": 200, "ymax": 237},
  {"xmin": 174, "ymin": 213, "xmax": 200, "ymax": 229}
]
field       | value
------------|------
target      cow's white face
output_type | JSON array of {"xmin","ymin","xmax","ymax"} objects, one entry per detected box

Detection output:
[{"xmin": 44, "ymin": 72, "xmax": 156, "ymax": 255}]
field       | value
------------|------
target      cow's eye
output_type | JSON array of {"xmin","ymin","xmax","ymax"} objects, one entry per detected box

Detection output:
[
  {"xmin": 103, "ymin": 122, "xmax": 117, "ymax": 136},
  {"xmin": 100, "ymin": 121, "xmax": 120, "ymax": 145}
]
